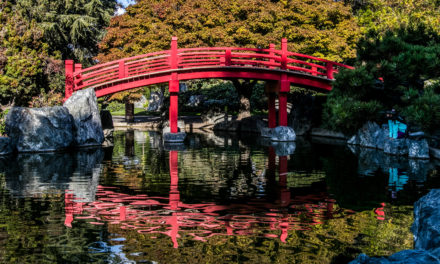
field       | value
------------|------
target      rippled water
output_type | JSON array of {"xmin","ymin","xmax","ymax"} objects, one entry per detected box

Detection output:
[{"xmin": 1, "ymin": 130, "xmax": 440, "ymax": 263}]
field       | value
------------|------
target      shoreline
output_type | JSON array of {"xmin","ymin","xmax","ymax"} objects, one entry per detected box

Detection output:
[{"xmin": 112, "ymin": 115, "xmax": 440, "ymax": 160}]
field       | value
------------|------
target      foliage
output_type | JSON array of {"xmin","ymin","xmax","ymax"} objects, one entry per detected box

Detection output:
[
  {"xmin": 323, "ymin": 27, "xmax": 440, "ymax": 134},
  {"xmin": 0, "ymin": 0, "xmax": 116, "ymax": 107},
  {"xmin": 28, "ymin": 89, "xmax": 64, "ymax": 107},
  {"xmin": 0, "ymin": 109, "xmax": 9, "ymax": 135},
  {"xmin": 15, "ymin": 0, "xmax": 117, "ymax": 65},
  {"xmin": 401, "ymin": 85, "xmax": 440, "ymax": 132},
  {"xmin": 105, "ymin": 100, "xmax": 125, "ymax": 112},
  {"xmin": 356, "ymin": 0, "xmax": 440, "ymax": 36},
  {"xmin": 97, "ymin": 0, "xmax": 360, "ymax": 63},
  {"xmin": 0, "ymin": 2, "xmax": 62, "ymax": 105}
]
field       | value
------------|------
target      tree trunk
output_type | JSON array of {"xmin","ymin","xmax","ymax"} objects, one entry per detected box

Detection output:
[
  {"xmin": 232, "ymin": 79, "xmax": 256, "ymax": 120},
  {"xmin": 125, "ymin": 102, "xmax": 134, "ymax": 123}
]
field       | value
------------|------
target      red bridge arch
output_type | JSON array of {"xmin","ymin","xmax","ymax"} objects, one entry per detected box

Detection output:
[{"xmin": 65, "ymin": 37, "xmax": 353, "ymax": 132}]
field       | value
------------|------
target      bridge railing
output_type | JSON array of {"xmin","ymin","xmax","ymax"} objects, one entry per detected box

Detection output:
[{"xmin": 65, "ymin": 38, "xmax": 353, "ymax": 97}]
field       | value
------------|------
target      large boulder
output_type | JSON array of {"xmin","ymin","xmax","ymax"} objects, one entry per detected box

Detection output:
[
  {"xmin": 350, "ymin": 250, "xmax": 440, "ymax": 264},
  {"xmin": 271, "ymin": 126, "xmax": 296, "ymax": 142},
  {"xmin": 0, "ymin": 137, "xmax": 13, "ymax": 155},
  {"xmin": 5, "ymin": 107, "xmax": 74, "ymax": 152},
  {"xmin": 408, "ymin": 139, "xmax": 430, "ymax": 159},
  {"xmin": 384, "ymin": 138, "xmax": 408, "ymax": 156},
  {"xmin": 412, "ymin": 189, "xmax": 440, "ymax": 251},
  {"xmin": 64, "ymin": 88, "xmax": 104, "ymax": 147},
  {"xmin": 347, "ymin": 122, "xmax": 386, "ymax": 149},
  {"xmin": 147, "ymin": 91, "xmax": 164, "ymax": 112}
]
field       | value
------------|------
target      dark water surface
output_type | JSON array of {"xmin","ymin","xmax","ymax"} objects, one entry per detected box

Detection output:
[{"xmin": 1, "ymin": 130, "xmax": 440, "ymax": 263}]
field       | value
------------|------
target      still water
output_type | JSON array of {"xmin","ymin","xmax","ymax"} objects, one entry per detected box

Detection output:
[{"xmin": 0, "ymin": 130, "xmax": 439, "ymax": 263}]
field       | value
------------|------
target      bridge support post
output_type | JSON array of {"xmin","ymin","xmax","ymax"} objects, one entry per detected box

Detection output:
[
  {"xmin": 278, "ymin": 92, "xmax": 288, "ymax": 126},
  {"xmin": 278, "ymin": 75, "xmax": 290, "ymax": 127},
  {"xmin": 64, "ymin": 60, "xmax": 74, "ymax": 100},
  {"xmin": 265, "ymin": 80, "xmax": 278, "ymax": 129},
  {"xmin": 169, "ymin": 93, "xmax": 178, "ymax": 133}
]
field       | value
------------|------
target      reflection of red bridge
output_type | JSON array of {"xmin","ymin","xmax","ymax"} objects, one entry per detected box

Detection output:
[
  {"xmin": 65, "ymin": 37, "xmax": 353, "ymax": 132},
  {"xmin": 65, "ymin": 151, "xmax": 337, "ymax": 248}
]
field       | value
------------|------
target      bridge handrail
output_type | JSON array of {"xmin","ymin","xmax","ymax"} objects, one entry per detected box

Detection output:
[{"xmin": 65, "ymin": 38, "xmax": 353, "ymax": 97}]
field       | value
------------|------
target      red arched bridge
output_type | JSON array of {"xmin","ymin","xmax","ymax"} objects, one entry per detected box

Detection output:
[{"xmin": 65, "ymin": 37, "xmax": 353, "ymax": 133}]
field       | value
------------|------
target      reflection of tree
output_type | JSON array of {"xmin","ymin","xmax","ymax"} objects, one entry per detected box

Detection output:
[{"xmin": 0, "ymin": 184, "xmax": 110, "ymax": 263}]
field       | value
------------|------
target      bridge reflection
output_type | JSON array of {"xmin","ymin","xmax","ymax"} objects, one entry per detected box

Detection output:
[{"xmin": 65, "ymin": 147, "xmax": 337, "ymax": 248}]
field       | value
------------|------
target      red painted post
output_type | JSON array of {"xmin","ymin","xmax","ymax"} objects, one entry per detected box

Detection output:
[
  {"xmin": 120, "ymin": 206, "xmax": 127, "ymax": 221},
  {"xmin": 65, "ymin": 60, "xmax": 74, "ymax": 100},
  {"xmin": 279, "ymin": 156, "xmax": 290, "ymax": 206},
  {"xmin": 326, "ymin": 62, "xmax": 334, "ymax": 79},
  {"xmin": 225, "ymin": 48, "xmax": 231, "ymax": 66},
  {"xmin": 118, "ymin": 61, "xmax": 126, "ymax": 79},
  {"xmin": 279, "ymin": 73, "xmax": 289, "ymax": 126},
  {"xmin": 170, "ymin": 36, "xmax": 178, "ymax": 69},
  {"xmin": 312, "ymin": 65, "xmax": 317, "ymax": 76},
  {"xmin": 281, "ymin": 38, "xmax": 288, "ymax": 70},
  {"xmin": 170, "ymin": 93, "xmax": 178, "ymax": 133},
  {"xmin": 169, "ymin": 37, "xmax": 179, "ymax": 133},
  {"xmin": 75, "ymin": 63, "xmax": 82, "ymax": 88},
  {"xmin": 169, "ymin": 151, "xmax": 180, "ymax": 211},
  {"xmin": 269, "ymin": 43, "xmax": 275, "ymax": 69},
  {"xmin": 268, "ymin": 93, "xmax": 276, "ymax": 128},
  {"xmin": 278, "ymin": 92, "xmax": 288, "ymax": 126}
]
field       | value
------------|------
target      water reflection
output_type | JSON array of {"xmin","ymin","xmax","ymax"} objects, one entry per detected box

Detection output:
[
  {"xmin": 1, "ymin": 148, "xmax": 104, "ymax": 202},
  {"xmin": 1, "ymin": 131, "xmax": 440, "ymax": 263},
  {"xmin": 64, "ymin": 145, "xmax": 340, "ymax": 249},
  {"xmin": 348, "ymin": 145, "xmax": 438, "ymax": 199}
]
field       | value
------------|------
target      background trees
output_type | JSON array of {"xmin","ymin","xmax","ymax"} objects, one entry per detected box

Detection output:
[
  {"xmin": 0, "ymin": 0, "xmax": 117, "ymax": 107},
  {"xmin": 323, "ymin": 0, "xmax": 440, "ymax": 135},
  {"xmin": 97, "ymin": 0, "xmax": 360, "ymax": 62}
]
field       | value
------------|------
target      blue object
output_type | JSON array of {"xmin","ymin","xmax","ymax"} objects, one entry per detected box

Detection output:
[{"xmin": 388, "ymin": 120, "xmax": 407, "ymax": 139}]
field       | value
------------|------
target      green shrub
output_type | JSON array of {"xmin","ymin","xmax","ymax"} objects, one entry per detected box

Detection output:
[{"xmin": 106, "ymin": 101, "xmax": 125, "ymax": 113}]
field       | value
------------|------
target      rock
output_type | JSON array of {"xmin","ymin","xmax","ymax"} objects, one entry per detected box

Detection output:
[
  {"xmin": 147, "ymin": 91, "xmax": 164, "ymax": 112},
  {"xmin": 430, "ymin": 147, "xmax": 440, "ymax": 160},
  {"xmin": 408, "ymin": 139, "xmax": 430, "ymax": 159},
  {"xmin": 163, "ymin": 132, "xmax": 186, "ymax": 143},
  {"xmin": 384, "ymin": 138, "xmax": 408, "ymax": 156},
  {"xmin": 349, "ymin": 250, "xmax": 440, "ymax": 264},
  {"xmin": 162, "ymin": 120, "xmax": 185, "ymax": 133},
  {"xmin": 260, "ymin": 127, "xmax": 274, "ymax": 138},
  {"xmin": 412, "ymin": 189, "xmax": 440, "ymax": 251},
  {"xmin": 5, "ymin": 107, "xmax": 74, "ymax": 152},
  {"xmin": 100, "ymin": 110, "xmax": 114, "ymax": 130},
  {"xmin": 271, "ymin": 142, "xmax": 296, "ymax": 156},
  {"xmin": 347, "ymin": 122, "xmax": 386, "ymax": 149},
  {"xmin": 0, "ymin": 137, "xmax": 13, "ymax": 155},
  {"xmin": 239, "ymin": 116, "xmax": 266, "ymax": 133},
  {"xmin": 133, "ymin": 95, "xmax": 147, "ymax": 109},
  {"xmin": 271, "ymin": 126, "xmax": 296, "ymax": 142},
  {"xmin": 164, "ymin": 142, "xmax": 186, "ymax": 151},
  {"xmin": 64, "ymin": 88, "xmax": 104, "ymax": 147},
  {"xmin": 186, "ymin": 95, "xmax": 205, "ymax": 107}
]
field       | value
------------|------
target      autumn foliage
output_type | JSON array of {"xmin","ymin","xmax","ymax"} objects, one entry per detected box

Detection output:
[{"xmin": 97, "ymin": 0, "xmax": 360, "ymax": 63}]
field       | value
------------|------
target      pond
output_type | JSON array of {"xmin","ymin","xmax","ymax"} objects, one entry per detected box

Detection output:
[{"xmin": 0, "ymin": 130, "xmax": 439, "ymax": 263}]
